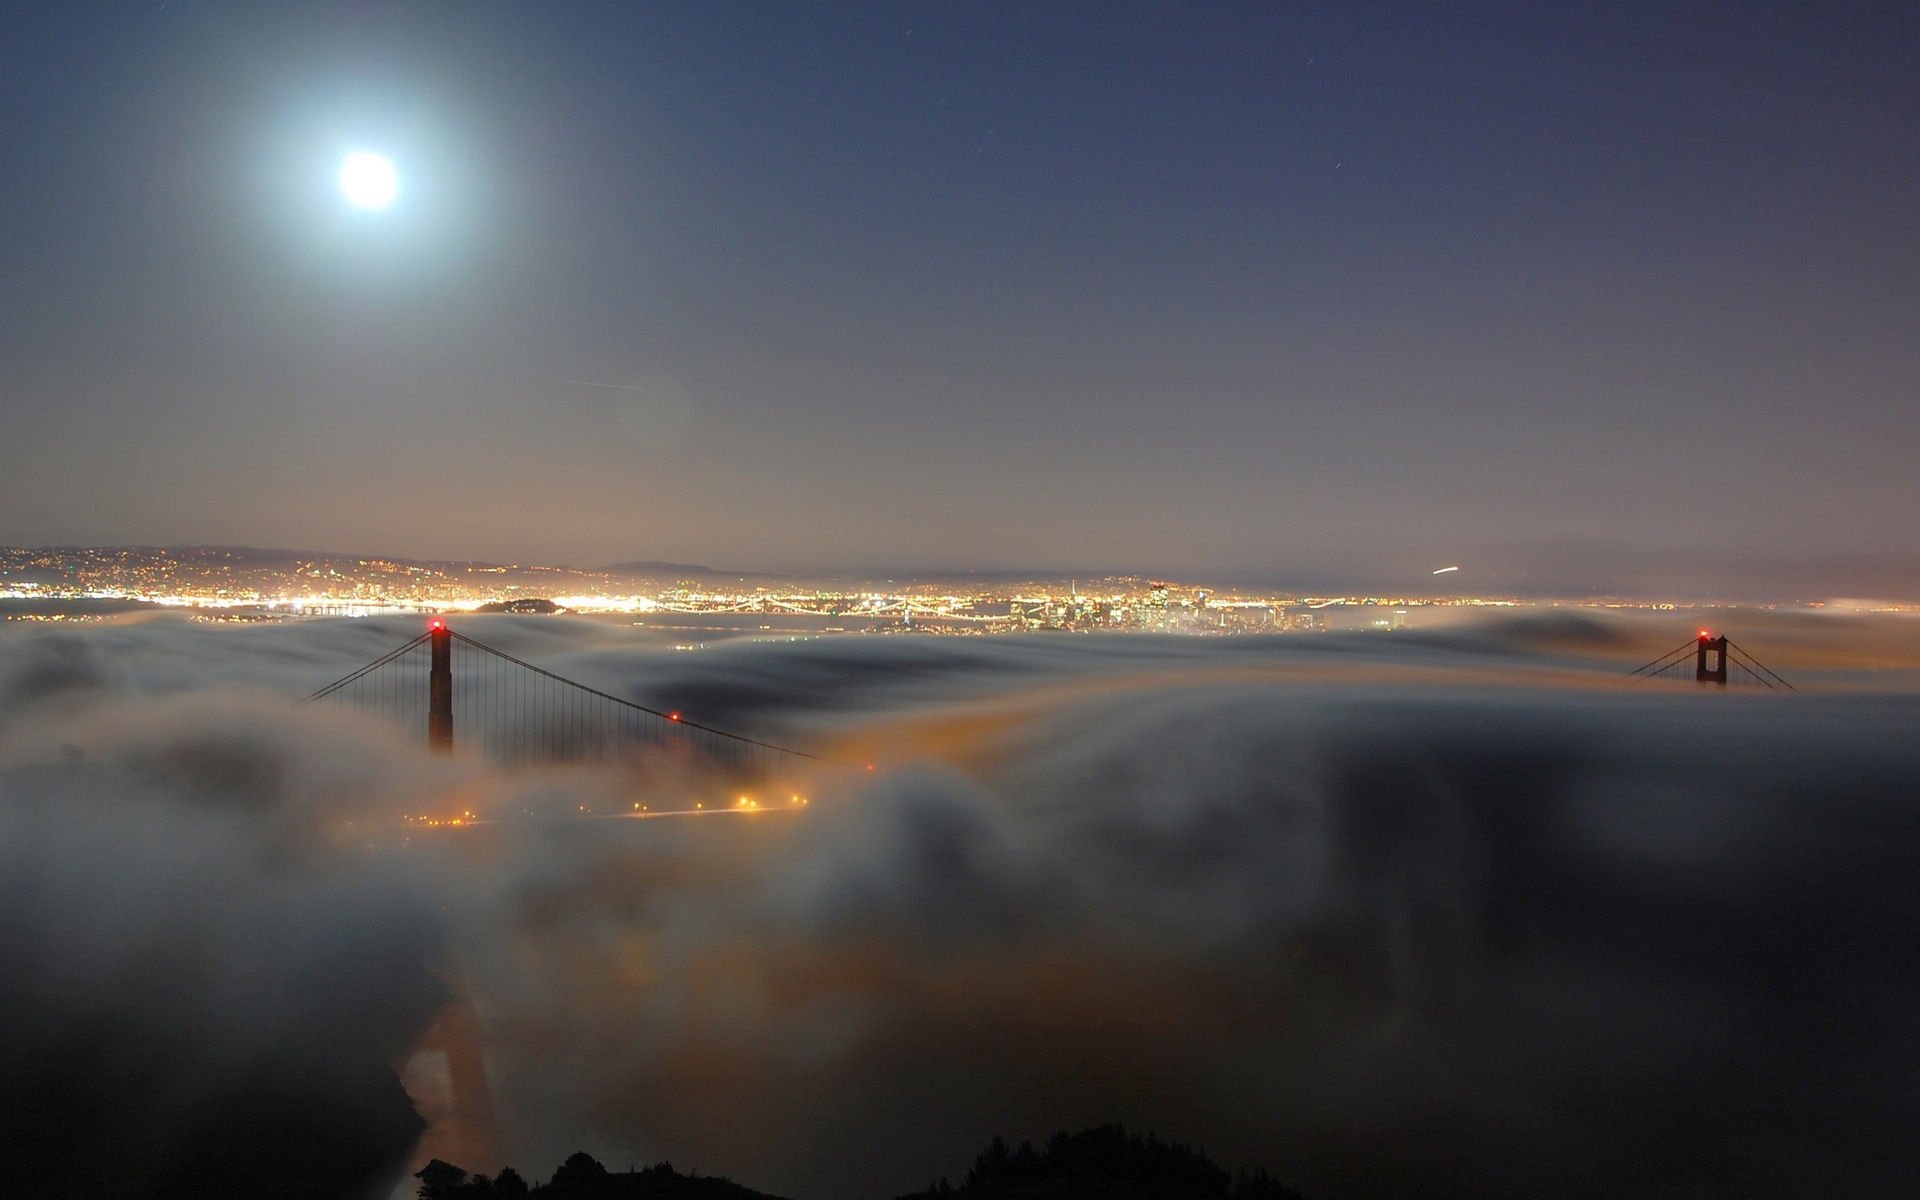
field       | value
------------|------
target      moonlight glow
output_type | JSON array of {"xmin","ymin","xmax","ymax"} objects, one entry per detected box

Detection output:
[{"xmin": 338, "ymin": 152, "xmax": 398, "ymax": 209}]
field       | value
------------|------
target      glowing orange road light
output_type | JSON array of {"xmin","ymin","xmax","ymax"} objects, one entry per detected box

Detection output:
[{"xmin": 669, "ymin": 712, "xmax": 682, "ymax": 721}]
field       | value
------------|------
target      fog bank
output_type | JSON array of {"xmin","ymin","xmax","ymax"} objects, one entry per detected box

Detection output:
[{"xmin": 2, "ymin": 613, "xmax": 1916, "ymax": 1198}]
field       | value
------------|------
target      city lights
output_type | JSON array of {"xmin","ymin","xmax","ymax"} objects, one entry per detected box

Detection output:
[{"xmin": 6, "ymin": 546, "xmax": 1857, "ymax": 636}]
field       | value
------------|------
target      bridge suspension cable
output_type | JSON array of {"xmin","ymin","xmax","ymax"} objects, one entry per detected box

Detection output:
[
  {"xmin": 443, "ymin": 629, "xmax": 856, "ymax": 764},
  {"xmin": 1723, "ymin": 641, "xmax": 1795, "ymax": 690},
  {"xmin": 298, "ymin": 625, "xmax": 862, "ymax": 771},
  {"xmin": 1627, "ymin": 640, "xmax": 1700, "ymax": 680},
  {"xmin": 299, "ymin": 630, "xmax": 432, "ymax": 703}
]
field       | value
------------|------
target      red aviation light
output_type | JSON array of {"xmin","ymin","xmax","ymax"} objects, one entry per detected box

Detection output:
[
  {"xmin": 1698, "ymin": 630, "xmax": 1712, "ymax": 640},
  {"xmin": 669, "ymin": 711, "xmax": 682, "ymax": 721},
  {"xmin": 430, "ymin": 619, "xmax": 445, "ymax": 630}
]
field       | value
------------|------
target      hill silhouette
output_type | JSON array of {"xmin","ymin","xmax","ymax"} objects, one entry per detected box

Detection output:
[
  {"xmin": 411, "ymin": 1126, "xmax": 1301, "ymax": 1200},
  {"xmin": 415, "ymin": 1153, "xmax": 791, "ymax": 1200},
  {"xmin": 475, "ymin": 598, "xmax": 564, "ymax": 614}
]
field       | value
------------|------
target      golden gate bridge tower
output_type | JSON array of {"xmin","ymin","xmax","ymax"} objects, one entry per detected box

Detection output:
[{"xmin": 1628, "ymin": 630, "xmax": 1793, "ymax": 690}]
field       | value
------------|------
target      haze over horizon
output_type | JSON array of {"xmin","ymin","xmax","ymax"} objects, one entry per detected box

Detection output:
[{"xmin": 3, "ymin": 2, "xmax": 1916, "ymax": 594}]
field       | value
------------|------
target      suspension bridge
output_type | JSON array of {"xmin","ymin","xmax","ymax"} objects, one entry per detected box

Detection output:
[
  {"xmin": 298, "ymin": 620, "xmax": 1793, "ymax": 782},
  {"xmin": 1628, "ymin": 630, "xmax": 1794, "ymax": 690},
  {"xmin": 298, "ymin": 620, "xmax": 865, "ymax": 778}
]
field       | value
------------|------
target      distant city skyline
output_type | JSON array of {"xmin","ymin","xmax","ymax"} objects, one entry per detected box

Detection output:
[
  {"xmin": 6, "ymin": 540, "xmax": 1919, "ymax": 605},
  {"xmin": 3, "ymin": 3, "xmax": 1915, "ymax": 596}
]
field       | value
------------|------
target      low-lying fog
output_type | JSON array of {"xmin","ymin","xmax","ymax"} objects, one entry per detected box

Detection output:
[{"xmin": 3, "ymin": 610, "xmax": 1917, "ymax": 1199}]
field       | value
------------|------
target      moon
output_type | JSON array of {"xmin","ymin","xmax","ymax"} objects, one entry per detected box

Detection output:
[{"xmin": 338, "ymin": 152, "xmax": 398, "ymax": 210}]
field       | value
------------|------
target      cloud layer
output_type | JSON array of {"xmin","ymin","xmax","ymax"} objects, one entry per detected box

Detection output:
[{"xmin": 2, "ymin": 612, "xmax": 1917, "ymax": 1198}]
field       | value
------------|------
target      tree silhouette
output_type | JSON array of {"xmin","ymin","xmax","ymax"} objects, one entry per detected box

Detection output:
[
  {"xmin": 911, "ymin": 1124, "xmax": 1304, "ymax": 1200},
  {"xmin": 546, "ymin": 1152, "xmax": 612, "ymax": 1198},
  {"xmin": 417, "ymin": 1159, "xmax": 470, "ymax": 1200},
  {"xmin": 387, "ymin": 1126, "xmax": 1302, "ymax": 1200}
]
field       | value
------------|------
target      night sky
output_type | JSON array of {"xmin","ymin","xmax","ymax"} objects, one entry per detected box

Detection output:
[{"xmin": 2, "ymin": 2, "xmax": 1915, "ymax": 593}]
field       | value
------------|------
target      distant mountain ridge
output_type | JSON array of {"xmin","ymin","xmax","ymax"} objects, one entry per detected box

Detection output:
[
  {"xmin": 598, "ymin": 560, "xmax": 760, "ymax": 580},
  {"xmin": 3, "ymin": 544, "xmax": 750, "ymax": 580},
  {"xmin": 5, "ymin": 546, "xmax": 1162, "ymax": 588}
]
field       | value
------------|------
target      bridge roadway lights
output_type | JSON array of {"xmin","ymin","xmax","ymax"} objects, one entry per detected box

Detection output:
[{"xmin": 429, "ymin": 622, "xmax": 453, "ymax": 752}]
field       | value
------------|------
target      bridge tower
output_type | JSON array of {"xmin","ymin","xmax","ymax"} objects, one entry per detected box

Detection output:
[
  {"xmin": 429, "ymin": 620, "xmax": 453, "ymax": 751},
  {"xmin": 1695, "ymin": 632, "xmax": 1728, "ymax": 686}
]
